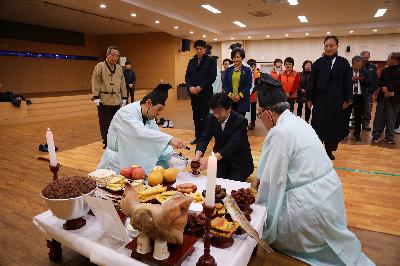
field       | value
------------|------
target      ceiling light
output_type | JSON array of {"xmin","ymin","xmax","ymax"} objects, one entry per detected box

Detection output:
[
  {"xmin": 266, "ymin": 35, "xmax": 270, "ymax": 38},
  {"xmin": 374, "ymin": 8, "xmax": 387, "ymax": 18},
  {"xmin": 349, "ymin": 30, "xmax": 354, "ymax": 33},
  {"xmin": 201, "ymin": 4, "xmax": 221, "ymax": 14},
  {"xmin": 373, "ymin": 29, "xmax": 378, "ymax": 32},
  {"xmin": 326, "ymin": 31, "xmax": 331, "ymax": 35},
  {"xmin": 100, "ymin": 4, "xmax": 106, "ymax": 8},
  {"xmin": 230, "ymin": 37, "xmax": 235, "ymax": 40},
  {"xmin": 155, "ymin": 20, "xmax": 160, "ymax": 24},
  {"xmin": 213, "ymin": 38, "xmax": 218, "ymax": 41},
  {"xmin": 305, "ymin": 32, "xmax": 309, "ymax": 36},
  {"xmin": 233, "ymin": 21, "xmax": 246, "ymax": 28},
  {"xmin": 248, "ymin": 36, "xmax": 252, "ymax": 39},
  {"xmin": 285, "ymin": 34, "xmax": 289, "ymax": 37},
  {"xmin": 202, "ymin": 34, "xmax": 207, "ymax": 38},
  {"xmin": 173, "ymin": 26, "xmax": 179, "ymax": 29},
  {"xmin": 130, "ymin": 13, "xmax": 136, "ymax": 17},
  {"xmin": 288, "ymin": 0, "xmax": 298, "ymax": 5},
  {"xmin": 189, "ymin": 31, "xmax": 194, "ymax": 34},
  {"xmin": 298, "ymin": 16, "xmax": 308, "ymax": 23}
]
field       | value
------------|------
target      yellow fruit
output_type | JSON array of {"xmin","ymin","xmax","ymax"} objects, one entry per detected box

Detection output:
[
  {"xmin": 152, "ymin": 166, "xmax": 165, "ymax": 173},
  {"xmin": 163, "ymin": 168, "xmax": 178, "ymax": 183},
  {"xmin": 147, "ymin": 171, "xmax": 164, "ymax": 186}
]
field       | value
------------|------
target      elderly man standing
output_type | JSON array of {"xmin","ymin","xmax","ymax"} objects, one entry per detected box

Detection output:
[
  {"xmin": 92, "ymin": 46, "xmax": 127, "ymax": 149},
  {"xmin": 360, "ymin": 51, "xmax": 378, "ymax": 131},
  {"xmin": 185, "ymin": 40, "xmax": 217, "ymax": 145},
  {"xmin": 253, "ymin": 74, "xmax": 374, "ymax": 266}
]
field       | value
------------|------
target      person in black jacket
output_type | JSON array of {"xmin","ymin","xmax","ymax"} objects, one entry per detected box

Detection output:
[
  {"xmin": 123, "ymin": 61, "xmax": 136, "ymax": 103},
  {"xmin": 360, "ymin": 51, "xmax": 378, "ymax": 131},
  {"xmin": 193, "ymin": 93, "xmax": 254, "ymax": 182},
  {"xmin": 305, "ymin": 36, "xmax": 353, "ymax": 160},
  {"xmin": 372, "ymin": 52, "xmax": 400, "ymax": 144},
  {"xmin": 297, "ymin": 60, "xmax": 312, "ymax": 122},
  {"xmin": 185, "ymin": 40, "xmax": 217, "ymax": 145},
  {"xmin": 344, "ymin": 56, "xmax": 370, "ymax": 141}
]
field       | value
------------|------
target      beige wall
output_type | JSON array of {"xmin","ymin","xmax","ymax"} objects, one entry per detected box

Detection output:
[
  {"xmin": 0, "ymin": 34, "xmax": 99, "ymax": 94},
  {"xmin": 218, "ymin": 34, "xmax": 400, "ymax": 72}
]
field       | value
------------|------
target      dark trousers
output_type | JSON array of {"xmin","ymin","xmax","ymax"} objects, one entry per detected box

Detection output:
[
  {"xmin": 362, "ymin": 93, "xmax": 373, "ymax": 128},
  {"xmin": 324, "ymin": 139, "xmax": 339, "ymax": 155},
  {"xmin": 372, "ymin": 98, "xmax": 400, "ymax": 142},
  {"xmin": 250, "ymin": 102, "xmax": 256, "ymax": 126},
  {"xmin": 297, "ymin": 102, "xmax": 311, "ymax": 123},
  {"xmin": 97, "ymin": 105, "xmax": 120, "ymax": 147},
  {"xmin": 344, "ymin": 94, "xmax": 364, "ymax": 136},
  {"xmin": 191, "ymin": 96, "xmax": 211, "ymax": 139},
  {"xmin": 288, "ymin": 98, "xmax": 295, "ymax": 113},
  {"xmin": 127, "ymin": 88, "xmax": 134, "ymax": 103},
  {"xmin": 395, "ymin": 111, "xmax": 400, "ymax": 129},
  {"xmin": 232, "ymin": 103, "xmax": 246, "ymax": 117}
]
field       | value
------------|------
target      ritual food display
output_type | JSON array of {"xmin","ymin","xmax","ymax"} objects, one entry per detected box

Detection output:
[
  {"xmin": 120, "ymin": 165, "xmax": 146, "ymax": 180},
  {"xmin": 41, "ymin": 176, "xmax": 97, "ymax": 230},
  {"xmin": 230, "ymin": 188, "xmax": 255, "ymax": 214},
  {"xmin": 184, "ymin": 211, "xmax": 206, "ymax": 237},
  {"xmin": 148, "ymin": 166, "xmax": 178, "ymax": 187},
  {"xmin": 88, "ymin": 169, "xmax": 116, "ymax": 187},
  {"xmin": 176, "ymin": 183, "xmax": 197, "ymax": 194},
  {"xmin": 213, "ymin": 203, "xmax": 227, "ymax": 217}
]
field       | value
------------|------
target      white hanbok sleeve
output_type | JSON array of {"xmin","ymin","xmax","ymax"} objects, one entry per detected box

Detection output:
[{"xmin": 256, "ymin": 128, "xmax": 290, "ymax": 244}]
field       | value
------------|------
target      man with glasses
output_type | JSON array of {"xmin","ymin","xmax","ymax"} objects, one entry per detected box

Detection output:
[
  {"xmin": 193, "ymin": 92, "xmax": 253, "ymax": 182},
  {"xmin": 92, "ymin": 46, "xmax": 128, "ymax": 149},
  {"xmin": 252, "ymin": 74, "xmax": 374, "ymax": 266},
  {"xmin": 97, "ymin": 83, "xmax": 185, "ymax": 174}
]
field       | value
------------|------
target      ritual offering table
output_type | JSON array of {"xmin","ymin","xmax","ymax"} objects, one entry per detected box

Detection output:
[{"xmin": 34, "ymin": 172, "xmax": 267, "ymax": 266}]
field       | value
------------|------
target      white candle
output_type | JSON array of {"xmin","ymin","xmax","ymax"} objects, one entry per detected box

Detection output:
[
  {"xmin": 205, "ymin": 152, "xmax": 217, "ymax": 206},
  {"xmin": 46, "ymin": 128, "xmax": 58, "ymax": 167}
]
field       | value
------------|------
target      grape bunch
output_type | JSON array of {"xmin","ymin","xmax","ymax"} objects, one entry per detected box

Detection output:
[{"xmin": 230, "ymin": 188, "xmax": 255, "ymax": 206}]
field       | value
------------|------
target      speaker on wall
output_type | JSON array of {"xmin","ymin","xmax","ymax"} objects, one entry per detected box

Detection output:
[
  {"xmin": 181, "ymin": 39, "xmax": 191, "ymax": 52},
  {"xmin": 346, "ymin": 46, "xmax": 351, "ymax": 53}
]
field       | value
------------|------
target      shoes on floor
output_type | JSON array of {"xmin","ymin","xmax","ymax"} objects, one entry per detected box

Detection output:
[
  {"xmin": 394, "ymin": 127, "xmax": 400, "ymax": 134},
  {"xmin": 162, "ymin": 120, "xmax": 169, "ymax": 128},
  {"xmin": 327, "ymin": 152, "xmax": 335, "ymax": 160},
  {"xmin": 371, "ymin": 138, "xmax": 379, "ymax": 143},
  {"xmin": 168, "ymin": 120, "xmax": 174, "ymax": 128},
  {"xmin": 190, "ymin": 139, "xmax": 198, "ymax": 145},
  {"xmin": 362, "ymin": 126, "xmax": 371, "ymax": 131},
  {"xmin": 383, "ymin": 138, "xmax": 395, "ymax": 144},
  {"xmin": 39, "ymin": 143, "xmax": 59, "ymax": 152},
  {"xmin": 248, "ymin": 124, "xmax": 255, "ymax": 130}
]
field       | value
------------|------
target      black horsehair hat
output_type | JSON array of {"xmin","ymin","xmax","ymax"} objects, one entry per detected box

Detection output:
[
  {"xmin": 141, "ymin": 83, "xmax": 172, "ymax": 106},
  {"xmin": 256, "ymin": 73, "xmax": 287, "ymax": 108}
]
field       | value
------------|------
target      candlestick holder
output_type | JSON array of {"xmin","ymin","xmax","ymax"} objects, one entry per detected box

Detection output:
[
  {"xmin": 196, "ymin": 204, "xmax": 217, "ymax": 266},
  {"xmin": 49, "ymin": 163, "xmax": 60, "ymax": 180}
]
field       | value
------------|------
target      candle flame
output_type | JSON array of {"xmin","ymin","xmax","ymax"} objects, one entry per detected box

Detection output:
[
  {"xmin": 212, "ymin": 152, "xmax": 214, "ymax": 156},
  {"xmin": 47, "ymin": 128, "xmax": 50, "ymax": 131}
]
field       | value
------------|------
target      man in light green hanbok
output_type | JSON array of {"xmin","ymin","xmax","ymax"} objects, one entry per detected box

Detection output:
[
  {"xmin": 253, "ymin": 74, "xmax": 374, "ymax": 266},
  {"xmin": 97, "ymin": 83, "xmax": 185, "ymax": 174}
]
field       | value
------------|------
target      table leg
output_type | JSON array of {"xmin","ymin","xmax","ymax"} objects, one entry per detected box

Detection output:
[
  {"xmin": 251, "ymin": 244, "xmax": 258, "ymax": 257},
  {"xmin": 46, "ymin": 239, "xmax": 62, "ymax": 262}
]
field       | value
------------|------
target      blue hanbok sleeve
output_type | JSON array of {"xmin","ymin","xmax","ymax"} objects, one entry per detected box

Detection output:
[{"xmin": 256, "ymin": 128, "xmax": 289, "ymax": 244}]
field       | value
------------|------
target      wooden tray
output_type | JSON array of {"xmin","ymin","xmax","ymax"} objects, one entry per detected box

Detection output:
[{"xmin": 125, "ymin": 234, "xmax": 199, "ymax": 266}]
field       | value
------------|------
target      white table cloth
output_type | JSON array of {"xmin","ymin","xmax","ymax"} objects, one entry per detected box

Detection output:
[{"xmin": 33, "ymin": 173, "xmax": 267, "ymax": 266}]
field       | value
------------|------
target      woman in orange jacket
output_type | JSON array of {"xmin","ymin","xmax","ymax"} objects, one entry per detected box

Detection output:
[{"xmin": 279, "ymin": 57, "xmax": 300, "ymax": 112}]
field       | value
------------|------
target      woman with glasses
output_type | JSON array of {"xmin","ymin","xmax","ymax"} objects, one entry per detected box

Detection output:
[
  {"xmin": 222, "ymin": 47, "xmax": 252, "ymax": 117},
  {"xmin": 253, "ymin": 74, "xmax": 374, "ymax": 266}
]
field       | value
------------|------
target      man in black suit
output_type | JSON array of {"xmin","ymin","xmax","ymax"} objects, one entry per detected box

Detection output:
[
  {"xmin": 185, "ymin": 39, "xmax": 217, "ymax": 144},
  {"xmin": 344, "ymin": 55, "xmax": 370, "ymax": 141},
  {"xmin": 193, "ymin": 93, "xmax": 254, "ymax": 182}
]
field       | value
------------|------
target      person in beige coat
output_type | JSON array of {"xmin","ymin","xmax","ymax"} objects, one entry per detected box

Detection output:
[{"xmin": 92, "ymin": 46, "xmax": 127, "ymax": 148}]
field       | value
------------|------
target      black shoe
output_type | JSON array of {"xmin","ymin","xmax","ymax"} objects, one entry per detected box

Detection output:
[
  {"xmin": 190, "ymin": 139, "xmax": 198, "ymax": 145},
  {"xmin": 103, "ymin": 145, "xmax": 107, "ymax": 149},
  {"xmin": 248, "ymin": 124, "xmax": 255, "ymax": 130},
  {"xmin": 327, "ymin": 151, "xmax": 335, "ymax": 160},
  {"xmin": 383, "ymin": 138, "xmax": 395, "ymax": 144},
  {"xmin": 363, "ymin": 126, "xmax": 371, "ymax": 131},
  {"xmin": 353, "ymin": 133, "xmax": 361, "ymax": 141},
  {"xmin": 39, "ymin": 143, "xmax": 58, "ymax": 152}
]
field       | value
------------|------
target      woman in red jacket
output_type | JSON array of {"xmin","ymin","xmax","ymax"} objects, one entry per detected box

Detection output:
[{"xmin": 279, "ymin": 57, "xmax": 300, "ymax": 112}]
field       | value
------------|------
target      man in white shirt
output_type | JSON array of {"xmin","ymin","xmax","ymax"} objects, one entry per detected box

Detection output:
[{"xmin": 344, "ymin": 55, "xmax": 370, "ymax": 141}]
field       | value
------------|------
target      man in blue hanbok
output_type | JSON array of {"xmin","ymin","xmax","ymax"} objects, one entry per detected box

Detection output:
[
  {"xmin": 253, "ymin": 74, "xmax": 374, "ymax": 266},
  {"xmin": 97, "ymin": 83, "xmax": 185, "ymax": 174}
]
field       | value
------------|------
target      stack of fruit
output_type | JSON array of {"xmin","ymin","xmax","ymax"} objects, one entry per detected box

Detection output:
[
  {"xmin": 147, "ymin": 166, "xmax": 178, "ymax": 187},
  {"xmin": 119, "ymin": 165, "xmax": 146, "ymax": 180}
]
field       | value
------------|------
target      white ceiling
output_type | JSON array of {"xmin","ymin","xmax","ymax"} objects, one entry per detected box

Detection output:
[{"xmin": 1, "ymin": 0, "xmax": 399, "ymax": 40}]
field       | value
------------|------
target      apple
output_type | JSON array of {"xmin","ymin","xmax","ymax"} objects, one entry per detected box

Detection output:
[
  {"xmin": 131, "ymin": 165, "xmax": 145, "ymax": 180},
  {"xmin": 120, "ymin": 167, "xmax": 132, "ymax": 179}
]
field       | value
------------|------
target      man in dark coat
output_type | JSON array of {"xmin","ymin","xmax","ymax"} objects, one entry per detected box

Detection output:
[
  {"xmin": 185, "ymin": 40, "xmax": 217, "ymax": 145},
  {"xmin": 343, "ymin": 55, "xmax": 370, "ymax": 141},
  {"xmin": 360, "ymin": 51, "xmax": 378, "ymax": 131},
  {"xmin": 193, "ymin": 93, "xmax": 254, "ymax": 182},
  {"xmin": 306, "ymin": 36, "xmax": 353, "ymax": 160},
  {"xmin": 123, "ymin": 61, "xmax": 136, "ymax": 103}
]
